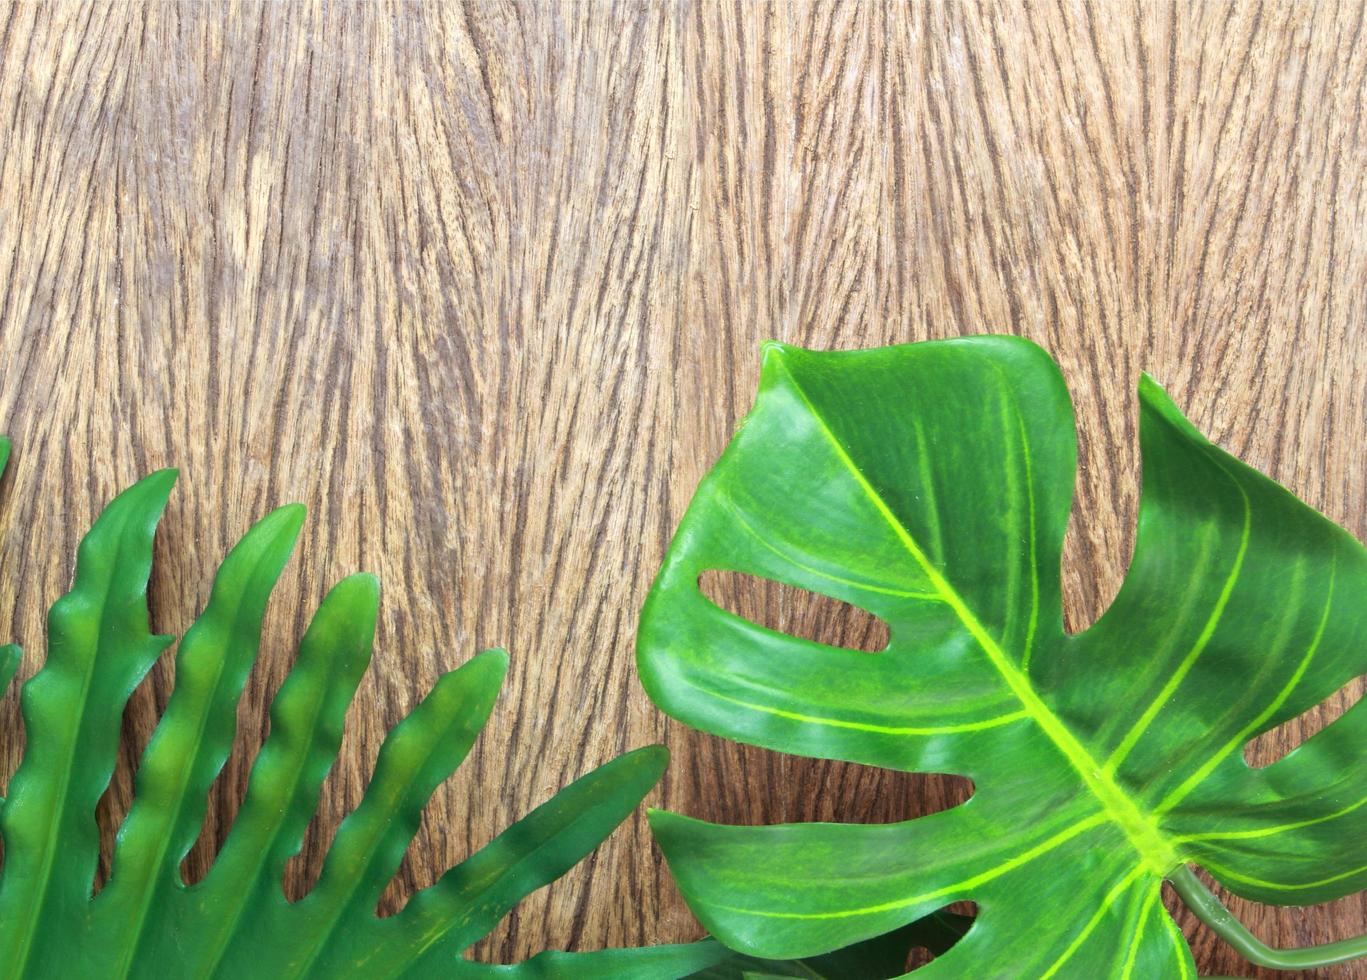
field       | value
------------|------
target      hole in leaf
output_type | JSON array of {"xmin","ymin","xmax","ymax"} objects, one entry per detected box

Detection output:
[
  {"xmin": 1244, "ymin": 675, "xmax": 1365, "ymax": 768},
  {"xmin": 1060, "ymin": 379, "xmax": 1140, "ymax": 636},
  {"xmin": 792, "ymin": 764, "xmax": 973, "ymax": 825},
  {"xmin": 698, "ymin": 570, "xmax": 890, "ymax": 653},
  {"xmin": 661, "ymin": 730, "xmax": 973, "ymax": 835},
  {"xmin": 905, "ymin": 902, "xmax": 977, "ymax": 970}
]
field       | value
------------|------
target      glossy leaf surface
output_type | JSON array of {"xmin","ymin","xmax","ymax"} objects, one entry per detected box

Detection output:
[
  {"xmin": 0, "ymin": 447, "xmax": 705, "ymax": 978},
  {"xmin": 639, "ymin": 338, "xmax": 1367, "ymax": 976},
  {"xmin": 684, "ymin": 911, "xmax": 972, "ymax": 979}
]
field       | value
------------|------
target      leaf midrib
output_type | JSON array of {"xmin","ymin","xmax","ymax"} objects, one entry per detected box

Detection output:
[
  {"xmin": 198, "ymin": 661, "xmax": 342, "ymax": 979},
  {"xmin": 112, "ymin": 590, "xmax": 259, "ymax": 980},
  {"xmin": 7, "ymin": 509, "xmax": 161, "ymax": 977},
  {"xmin": 290, "ymin": 721, "xmax": 465, "ymax": 979},
  {"xmin": 378, "ymin": 786, "xmax": 622, "ymax": 979},
  {"xmin": 771, "ymin": 354, "xmax": 1180, "ymax": 876}
]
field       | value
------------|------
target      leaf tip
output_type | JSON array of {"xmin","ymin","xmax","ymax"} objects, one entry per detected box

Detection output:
[
  {"xmin": 247, "ymin": 502, "xmax": 308, "ymax": 551},
  {"xmin": 273, "ymin": 500, "xmax": 308, "ymax": 528},
  {"xmin": 475, "ymin": 646, "xmax": 511, "ymax": 675},
  {"xmin": 100, "ymin": 467, "xmax": 179, "ymax": 525},
  {"xmin": 342, "ymin": 570, "xmax": 382, "ymax": 596},
  {"xmin": 443, "ymin": 648, "xmax": 509, "ymax": 700},
  {"xmin": 323, "ymin": 572, "xmax": 383, "ymax": 626},
  {"xmin": 1137, "ymin": 370, "xmax": 1167, "ymax": 398},
  {"xmin": 623, "ymin": 744, "xmax": 670, "ymax": 784},
  {"xmin": 150, "ymin": 466, "xmax": 180, "ymax": 487},
  {"xmin": 1137, "ymin": 371, "xmax": 1205, "ymax": 442},
  {"xmin": 134, "ymin": 467, "xmax": 180, "ymax": 510},
  {"xmin": 644, "ymin": 806, "xmax": 691, "ymax": 843},
  {"xmin": 639, "ymin": 742, "xmax": 670, "ymax": 765},
  {"xmin": 758, "ymin": 339, "xmax": 794, "ymax": 373}
]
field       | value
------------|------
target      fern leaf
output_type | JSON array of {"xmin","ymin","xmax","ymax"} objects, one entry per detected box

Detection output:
[{"xmin": 0, "ymin": 444, "xmax": 709, "ymax": 978}]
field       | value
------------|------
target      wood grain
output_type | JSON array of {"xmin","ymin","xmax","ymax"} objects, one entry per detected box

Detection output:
[{"xmin": 0, "ymin": 2, "xmax": 1364, "ymax": 975}]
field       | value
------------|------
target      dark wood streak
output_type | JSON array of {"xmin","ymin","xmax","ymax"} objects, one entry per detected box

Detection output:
[{"xmin": 0, "ymin": 1, "xmax": 1364, "ymax": 974}]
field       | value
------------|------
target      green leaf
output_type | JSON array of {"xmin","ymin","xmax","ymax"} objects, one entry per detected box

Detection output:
[
  {"xmin": 0, "ymin": 454, "xmax": 702, "ymax": 978},
  {"xmin": 95, "ymin": 502, "xmax": 307, "ymax": 970},
  {"xmin": 682, "ymin": 912, "xmax": 972, "ymax": 978},
  {"xmin": 638, "ymin": 338, "xmax": 1367, "ymax": 977},
  {"xmin": 354, "ymin": 746, "xmax": 673, "ymax": 978},
  {"xmin": 450, "ymin": 940, "xmax": 732, "ymax": 979},
  {"xmin": 0, "ymin": 469, "xmax": 178, "ymax": 975}
]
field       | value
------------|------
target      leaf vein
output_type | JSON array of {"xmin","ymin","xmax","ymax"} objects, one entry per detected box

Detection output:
[
  {"xmin": 771, "ymin": 351, "xmax": 1179, "ymax": 875},
  {"xmin": 1039, "ymin": 864, "xmax": 1145, "ymax": 979},
  {"xmin": 1105, "ymin": 460, "xmax": 1253, "ymax": 775},
  {"xmin": 702, "ymin": 813, "xmax": 1108, "ymax": 922},
  {"xmin": 689, "ymin": 685, "xmax": 1030, "ymax": 737}
]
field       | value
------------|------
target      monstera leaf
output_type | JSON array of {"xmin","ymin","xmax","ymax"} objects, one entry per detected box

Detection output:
[
  {"xmin": 0, "ymin": 438, "xmax": 720, "ymax": 979},
  {"xmin": 638, "ymin": 339, "xmax": 1367, "ymax": 976},
  {"xmin": 685, "ymin": 910, "xmax": 972, "ymax": 979}
]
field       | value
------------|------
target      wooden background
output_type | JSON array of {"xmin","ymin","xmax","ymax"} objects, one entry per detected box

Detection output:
[{"xmin": 0, "ymin": 2, "xmax": 1364, "ymax": 976}]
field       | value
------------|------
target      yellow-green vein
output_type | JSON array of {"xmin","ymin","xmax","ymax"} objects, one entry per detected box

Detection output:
[
  {"xmin": 1176, "ymin": 787, "xmax": 1367, "ymax": 844},
  {"xmin": 1161, "ymin": 908, "xmax": 1194, "ymax": 979},
  {"xmin": 1121, "ymin": 884, "xmax": 1162, "ymax": 979},
  {"xmin": 704, "ymin": 812, "xmax": 1108, "ymax": 921},
  {"xmin": 771, "ymin": 351, "xmax": 1180, "ymax": 874},
  {"xmin": 1202, "ymin": 858, "xmax": 1367, "ymax": 892},
  {"xmin": 1154, "ymin": 559, "xmax": 1334, "ymax": 815},
  {"xmin": 693, "ymin": 685, "xmax": 1030, "ymax": 736},
  {"xmin": 1105, "ymin": 467, "xmax": 1253, "ymax": 775},
  {"xmin": 724, "ymin": 500, "xmax": 943, "ymax": 602},
  {"xmin": 1039, "ymin": 864, "xmax": 1145, "ymax": 978}
]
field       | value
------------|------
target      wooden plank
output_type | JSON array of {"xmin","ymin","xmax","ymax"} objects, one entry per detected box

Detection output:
[{"xmin": 0, "ymin": 2, "xmax": 1362, "ymax": 974}]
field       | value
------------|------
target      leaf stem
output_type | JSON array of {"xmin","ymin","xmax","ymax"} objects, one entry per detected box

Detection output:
[{"xmin": 1168, "ymin": 865, "xmax": 1367, "ymax": 970}]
